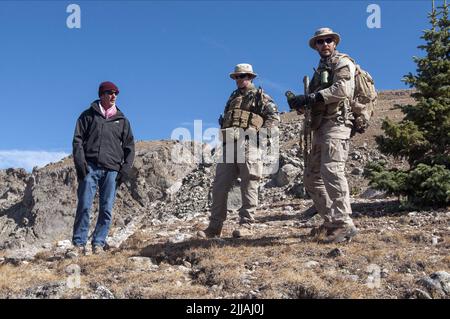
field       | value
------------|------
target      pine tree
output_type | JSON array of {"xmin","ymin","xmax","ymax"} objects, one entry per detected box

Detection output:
[{"xmin": 365, "ymin": 0, "xmax": 450, "ymax": 207}]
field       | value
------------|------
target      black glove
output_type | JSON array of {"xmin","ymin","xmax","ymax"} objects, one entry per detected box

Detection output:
[
  {"xmin": 306, "ymin": 92, "xmax": 324, "ymax": 105},
  {"xmin": 286, "ymin": 91, "xmax": 307, "ymax": 110}
]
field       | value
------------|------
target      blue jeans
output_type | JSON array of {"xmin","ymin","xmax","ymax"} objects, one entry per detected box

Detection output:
[{"xmin": 72, "ymin": 162, "xmax": 118, "ymax": 247}]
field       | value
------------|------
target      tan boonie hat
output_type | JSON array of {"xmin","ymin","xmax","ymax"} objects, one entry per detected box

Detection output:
[
  {"xmin": 309, "ymin": 27, "xmax": 341, "ymax": 49},
  {"xmin": 229, "ymin": 63, "xmax": 257, "ymax": 79}
]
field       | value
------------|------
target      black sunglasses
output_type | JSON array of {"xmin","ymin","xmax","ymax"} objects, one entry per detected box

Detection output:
[
  {"xmin": 316, "ymin": 37, "xmax": 334, "ymax": 45},
  {"xmin": 236, "ymin": 74, "xmax": 250, "ymax": 79},
  {"xmin": 104, "ymin": 90, "xmax": 118, "ymax": 95}
]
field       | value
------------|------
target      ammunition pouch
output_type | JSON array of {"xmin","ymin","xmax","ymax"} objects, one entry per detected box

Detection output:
[
  {"xmin": 222, "ymin": 109, "xmax": 264, "ymax": 131},
  {"xmin": 321, "ymin": 99, "xmax": 353, "ymax": 127}
]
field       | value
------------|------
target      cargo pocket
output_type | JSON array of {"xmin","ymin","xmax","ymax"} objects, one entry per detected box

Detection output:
[
  {"xmin": 327, "ymin": 138, "xmax": 349, "ymax": 163},
  {"xmin": 247, "ymin": 160, "xmax": 263, "ymax": 180}
]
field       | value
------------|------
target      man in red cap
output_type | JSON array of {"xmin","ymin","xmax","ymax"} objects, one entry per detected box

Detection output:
[{"xmin": 71, "ymin": 81, "xmax": 135, "ymax": 255}]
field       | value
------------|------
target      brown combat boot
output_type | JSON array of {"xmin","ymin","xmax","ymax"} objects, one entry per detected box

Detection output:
[
  {"xmin": 197, "ymin": 224, "xmax": 223, "ymax": 239},
  {"xmin": 321, "ymin": 224, "xmax": 358, "ymax": 244}
]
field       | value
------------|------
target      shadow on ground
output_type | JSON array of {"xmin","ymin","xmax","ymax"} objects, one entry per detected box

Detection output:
[
  {"xmin": 139, "ymin": 235, "xmax": 292, "ymax": 265},
  {"xmin": 256, "ymin": 199, "xmax": 409, "ymax": 224}
]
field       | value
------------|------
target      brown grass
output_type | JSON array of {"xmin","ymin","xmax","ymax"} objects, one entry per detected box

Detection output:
[{"xmin": 1, "ymin": 204, "xmax": 448, "ymax": 299}]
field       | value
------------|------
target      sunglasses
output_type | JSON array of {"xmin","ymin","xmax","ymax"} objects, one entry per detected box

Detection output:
[
  {"xmin": 316, "ymin": 37, "xmax": 334, "ymax": 45},
  {"xmin": 235, "ymin": 74, "xmax": 251, "ymax": 79},
  {"xmin": 104, "ymin": 90, "xmax": 118, "ymax": 96}
]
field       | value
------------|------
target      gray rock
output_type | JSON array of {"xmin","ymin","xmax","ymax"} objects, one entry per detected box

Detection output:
[
  {"xmin": 107, "ymin": 214, "xmax": 145, "ymax": 249},
  {"xmin": 418, "ymin": 271, "xmax": 450, "ymax": 297},
  {"xmin": 93, "ymin": 285, "xmax": 115, "ymax": 299},
  {"xmin": 128, "ymin": 256, "xmax": 159, "ymax": 271},
  {"xmin": 327, "ymin": 248, "xmax": 343, "ymax": 258},
  {"xmin": 4, "ymin": 247, "xmax": 41, "ymax": 265},
  {"xmin": 57, "ymin": 240, "xmax": 72, "ymax": 249},
  {"xmin": 169, "ymin": 233, "xmax": 193, "ymax": 244},
  {"xmin": 23, "ymin": 281, "xmax": 67, "ymax": 299},
  {"xmin": 65, "ymin": 251, "xmax": 78, "ymax": 259},
  {"xmin": 409, "ymin": 288, "xmax": 433, "ymax": 299},
  {"xmin": 304, "ymin": 261, "xmax": 320, "ymax": 269},
  {"xmin": 42, "ymin": 243, "xmax": 52, "ymax": 249},
  {"xmin": 165, "ymin": 181, "xmax": 183, "ymax": 198},
  {"xmin": 360, "ymin": 188, "xmax": 387, "ymax": 199},
  {"xmin": 430, "ymin": 271, "xmax": 450, "ymax": 294},
  {"xmin": 274, "ymin": 164, "xmax": 301, "ymax": 187},
  {"xmin": 351, "ymin": 168, "xmax": 364, "ymax": 176}
]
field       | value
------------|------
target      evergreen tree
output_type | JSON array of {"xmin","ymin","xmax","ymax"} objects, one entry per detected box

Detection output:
[{"xmin": 365, "ymin": 0, "xmax": 450, "ymax": 207}]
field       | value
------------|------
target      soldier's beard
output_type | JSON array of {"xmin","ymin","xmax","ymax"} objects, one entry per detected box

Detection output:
[
  {"xmin": 319, "ymin": 47, "xmax": 336, "ymax": 58},
  {"xmin": 238, "ymin": 80, "xmax": 252, "ymax": 90}
]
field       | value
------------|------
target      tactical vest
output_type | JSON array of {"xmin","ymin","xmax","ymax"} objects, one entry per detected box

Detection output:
[
  {"xmin": 309, "ymin": 53, "xmax": 354, "ymax": 130},
  {"xmin": 221, "ymin": 88, "xmax": 265, "ymax": 131}
]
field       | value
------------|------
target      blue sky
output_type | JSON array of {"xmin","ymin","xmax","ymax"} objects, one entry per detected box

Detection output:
[{"xmin": 0, "ymin": 0, "xmax": 437, "ymax": 170}]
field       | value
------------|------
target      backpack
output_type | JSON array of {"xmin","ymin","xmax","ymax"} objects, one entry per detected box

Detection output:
[{"xmin": 334, "ymin": 54, "xmax": 378, "ymax": 135}]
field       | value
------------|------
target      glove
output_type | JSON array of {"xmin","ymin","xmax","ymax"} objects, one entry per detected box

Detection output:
[
  {"xmin": 306, "ymin": 92, "xmax": 324, "ymax": 105},
  {"xmin": 285, "ymin": 91, "xmax": 307, "ymax": 110}
]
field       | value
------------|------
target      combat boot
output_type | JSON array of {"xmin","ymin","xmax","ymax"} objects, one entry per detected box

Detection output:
[
  {"xmin": 197, "ymin": 224, "xmax": 223, "ymax": 239},
  {"xmin": 309, "ymin": 224, "xmax": 330, "ymax": 237},
  {"xmin": 321, "ymin": 224, "xmax": 358, "ymax": 244}
]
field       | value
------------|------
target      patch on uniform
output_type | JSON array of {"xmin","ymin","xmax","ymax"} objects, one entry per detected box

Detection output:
[{"xmin": 335, "ymin": 65, "xmax": 351, "ymax": 81}]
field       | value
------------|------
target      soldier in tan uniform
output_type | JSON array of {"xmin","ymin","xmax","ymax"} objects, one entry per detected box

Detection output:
[
  {"xmin": 198, "ymin": 63, "xmax": 280, "ymax": 238},
  {"xmin": 286, "ymin": 28, "xmax": 358, "ymax": 243}
]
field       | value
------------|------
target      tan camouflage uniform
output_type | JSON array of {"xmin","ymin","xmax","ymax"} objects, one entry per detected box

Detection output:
[
  {"xmin": 304, "ymin": 49, "xmax": 357, "ymax": 230},
  {"xmin": 209, "ymin": 82, "xmax": 279, "ymax": 229}
]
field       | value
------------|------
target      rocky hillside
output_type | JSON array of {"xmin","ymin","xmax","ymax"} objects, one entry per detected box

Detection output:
[{"xmin": 0, "ymin": 90, "xmax": 448, "ymax": 299}]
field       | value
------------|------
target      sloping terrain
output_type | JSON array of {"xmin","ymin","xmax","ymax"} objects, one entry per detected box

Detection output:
[{"xmin": 0, "ymin": 90, "xmax": 448, "ymax": 299}]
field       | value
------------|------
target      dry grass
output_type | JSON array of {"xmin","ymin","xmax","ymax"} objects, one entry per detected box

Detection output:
[
  {"xmin": 0, "ymin": 263, "xmax": 60, "ymax": 296},
  {"xmin": 1, "ymin": 203, "xmax": 448, "ymax": 299}
]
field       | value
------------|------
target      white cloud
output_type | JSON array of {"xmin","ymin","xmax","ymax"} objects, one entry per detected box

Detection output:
[{"xmin": 0, "ymin": 150, "xmax": 70, "ymax": 172}]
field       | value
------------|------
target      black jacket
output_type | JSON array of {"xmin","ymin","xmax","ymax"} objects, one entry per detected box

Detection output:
[{"xmin": 72, "ymin": 101, "xmax": 135, "ymax": 177}]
